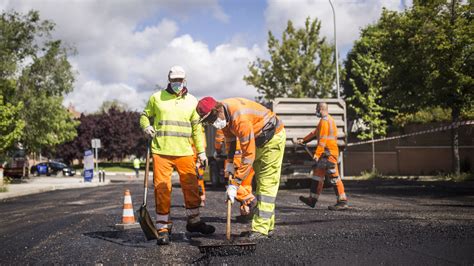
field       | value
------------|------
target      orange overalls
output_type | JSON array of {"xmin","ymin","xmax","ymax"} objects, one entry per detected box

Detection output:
[
  {"xmin": 215, "ymin": 129, "xmax": 255, "ymax": 215},
  {"xmin": 192, "ymin": 128, "xmax": 207, "ymax": 206},
  {"xmin": 303, "ymin": 114, "xmax": 347, "ymax": 203}
]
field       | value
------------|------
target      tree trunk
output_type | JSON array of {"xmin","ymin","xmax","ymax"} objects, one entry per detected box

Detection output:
[{"xmin": 451, "ymin": 107, "xmax": 461, "ymax": 176}]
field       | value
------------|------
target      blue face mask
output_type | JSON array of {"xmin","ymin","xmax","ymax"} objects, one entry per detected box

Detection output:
[{"xmin": 170, "ymin": 82, "xmax": 184, "ymax": 94}]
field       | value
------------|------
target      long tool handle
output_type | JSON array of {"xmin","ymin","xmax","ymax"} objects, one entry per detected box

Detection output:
[
  {"xmin": 302, "ymin": 144, "xmax": 314, "ymax": 159},
  {"xmin": 226, "ymin": 199, "xmax": 231, "ymax": 241},
  {"xmin": 143, "ymin": 140, "xmax": 151, "ymax": 206}
]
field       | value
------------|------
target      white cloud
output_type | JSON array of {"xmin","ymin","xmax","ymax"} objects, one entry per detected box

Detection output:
[
  {"xmin": 1, "ymin": 0, "xmax": 259, "ymax": 113},
  {"xmin": 264, "ymin": 0, "xmax": 406, "ymax": 55}
]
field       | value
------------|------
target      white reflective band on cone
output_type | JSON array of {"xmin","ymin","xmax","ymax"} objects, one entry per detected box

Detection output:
[
  {"xmin": 312, "ymin": 176, "xmax": 323, "ymax": 182},
  {"xmin": 123, "ymin": 209, "xmax": 134, "ymax": 217},
  {"xmin": 124, "ymin": 195, "xmax": 132, "ymax": 204}
]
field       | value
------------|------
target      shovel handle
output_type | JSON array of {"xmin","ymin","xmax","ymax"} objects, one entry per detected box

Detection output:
[
  {"xmin": 226, "ymin": 199, "xmax": 231, "ymax": 241},
  {"xmin": 143, "ymin": 140, "xmax": 151, "ymax": 205}
]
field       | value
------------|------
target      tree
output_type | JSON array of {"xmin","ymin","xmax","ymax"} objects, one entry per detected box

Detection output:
[
  {"xmin": 378, "ymin": 1, "xmax": 473, "ymax": 175},
  {"xmin": 98, "ymin": 99, "xmax": 129, "ymax": 113},
  {"xmin": 344, "ymin": 1, "xmax": 472, "ymax": 174},
  {"xmin": 0, "ymin": 11, "xmax": 78, "ymax": 155},
  {"xmin": 244, "ymin": 17, "xmax": 336, "ymax": 101},
  {"xmin": 0, "ymin": 96, "xmax": 24, "ymax": 154}
]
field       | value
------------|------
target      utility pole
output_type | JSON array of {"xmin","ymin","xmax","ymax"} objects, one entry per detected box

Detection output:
[{"xmin": 329, "ymin": 0, "xmax": 340, "ymax": 99}]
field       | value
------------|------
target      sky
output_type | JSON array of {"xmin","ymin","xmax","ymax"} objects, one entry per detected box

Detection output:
[{"xmin": 0, "ymin": 0, "xmax": 411, "ymax": 113}]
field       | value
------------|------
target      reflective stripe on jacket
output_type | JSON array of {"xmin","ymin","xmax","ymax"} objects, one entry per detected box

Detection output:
[
  {"xmin": 313, "ymin": 114, "xmax": 338, "ymax": 159},
  {"xmin": 220, "ymin": 98, "xmax": 284, "ymax": 182},
  {"xmin": 140, "ymin": 90, "xmax": 205, "ymax": 156}
]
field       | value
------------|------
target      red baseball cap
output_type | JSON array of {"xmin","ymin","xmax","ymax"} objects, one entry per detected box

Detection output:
[{"xmin": 196, "ymin": 96, "xmax": 217, "ymax": 122}]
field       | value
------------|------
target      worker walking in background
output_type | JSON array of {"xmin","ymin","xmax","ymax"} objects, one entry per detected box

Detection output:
[
  {"xmin": 133, "ymin": 157, "xmax": 140, "ymax": 178},
  {"xmin": 140, "ymin": 66, "xmax": 215, "ymax": 245},
  {"xmin": 196, "ymin": 97, "xmax": 286, "ymax": 240},
  {"xmin": 215, "ymin": 129, "xmax": 256, "ymax": 221},
  {"xmin": 297, "ymin": 102, "xmax": 348, "ymax": 211}
]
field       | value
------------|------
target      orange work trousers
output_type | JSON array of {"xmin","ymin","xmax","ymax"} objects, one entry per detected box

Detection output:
[
  {"xmin": 152, "ymin": 154, "xmax": 201, "ymax": 215},
  {"xmin": 311, "ymin": 155, "xmax": 347, "ymax": 202}
]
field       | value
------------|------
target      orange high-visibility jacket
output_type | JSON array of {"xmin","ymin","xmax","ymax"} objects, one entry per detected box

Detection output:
[
  {"xmin": 215, "ymin": 129, "xmax": 242, "ymax": 154},
  {"xmin": 303, "ymin": 114, "xmax": 339, "ymax": 159},
  {"xmin": 220, "ymin": 98, "xmax": 284, "ymax": 183}
]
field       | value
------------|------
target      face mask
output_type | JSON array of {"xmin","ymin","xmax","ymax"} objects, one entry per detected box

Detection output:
[
  {"xmin": 315, "ymin": 111, "xmax": 322, "ymax": 118},
  {"xmin": 212, "ymin": 117, "xmax": 227, "ymax": 129},
  {"xmin": 170, "ymin": 82, "xmax": 184, "ymax": 94}
]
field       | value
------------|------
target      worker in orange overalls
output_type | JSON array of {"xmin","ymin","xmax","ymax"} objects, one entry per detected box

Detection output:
[
  {"xmin": 196, "ymin": 97, "xmax": 286, "ymax": 240},
  {"xmin": 192, "ymin": 126, "xmax": 207, "ymax": 207},
  {"xmin": 297, "ymin": 102, "xmax": 348, "ymax": 211},
  {"xmin": 215, "ymin": 129, "xmax": 256, "ymax": 221}
]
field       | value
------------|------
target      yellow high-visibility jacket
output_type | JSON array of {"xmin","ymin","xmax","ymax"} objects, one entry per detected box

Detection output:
[{"xmin": 140, "ymin": 90, "xmax": 205, "ymax": 156}]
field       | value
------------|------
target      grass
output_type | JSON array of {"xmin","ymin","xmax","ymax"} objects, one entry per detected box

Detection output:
[
  {"xmin": 356, "ymin": 170, "xmax": 384, "ymax": 180},
  {"xmin": 437, "ymin": 172, "xmax": 474, "ymax": 182},
  {"xmin": 0, "ymin": 176, "xmax": 11, "ymax": 193}
]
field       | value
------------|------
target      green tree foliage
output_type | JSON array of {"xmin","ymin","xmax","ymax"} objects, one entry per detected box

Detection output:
[
  {"xmin": 0, "ymin": 96, "xmax": 24, "ymax": 153},
  {"xmin": 345, "ymin": 24, "xmax": 394, "ymax": 140},
  {"xmin": 0, "ymin": 10, "xmax": 78, "ymax": 154},
  {"xmin": 98, "ymin": 99, "xmax": 129, "ymax": 114},
  {"xmin": 244, "ymin": 17, "xmax": 336, "ymax": 101},
  {"xmin": 344, "ymin": 0, "xmax": 472, "ymax": 174}
]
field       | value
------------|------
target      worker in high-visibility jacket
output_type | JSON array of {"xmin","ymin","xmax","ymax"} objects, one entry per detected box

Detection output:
[
  {"xmin": 297, "ymin": 102, "xmax": 348, "ymax": 211},
  {"xmin": 140, "ymin": 66, "xmax": 215, "ymax": 245},
  {"xmin": 215, "ymin": 129, "xmax": 256, "ymax": 220},
  {"xmin": 196, "ymin": 97, "xmax": 286, "ymax": 240}
]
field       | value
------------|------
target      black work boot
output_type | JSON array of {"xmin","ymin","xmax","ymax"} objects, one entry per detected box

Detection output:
[
  {"xmin": 186, "ymin": 221, "xmax": 215, "ymax": 235},
  {"xmin": 299, "ymin": 196, "xmax": 317, "ymax": 208},
  {"xmin": 328, "ymin": 201, "xmax": 349, "ymax": 211},
  {"xmin": 156, "ymin": 230, "xmax": 170, "ymax": 245}
]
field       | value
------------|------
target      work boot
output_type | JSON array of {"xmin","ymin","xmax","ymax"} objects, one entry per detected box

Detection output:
[
  {"xmin": 156, "ymin": 230, "xmax": 170, "ymax": 245},
  {"xmin": 328, "ymin": 201, "xmax": 349, "ymax": 211},
  {"xmin": 242, "ymin": 231, "xmax": 268, "ymax": 240},
  {"xmin": 299, "ymin": 196, "xmax": 317, "ymax": 208},
  {"xmin": 186, "ymin": 221, "xmax": 215, "ymax": 235}
]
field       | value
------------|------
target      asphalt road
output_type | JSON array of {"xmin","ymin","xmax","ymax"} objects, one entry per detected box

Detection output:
[{"xmin": 0, "ymin": 179, "xmax": 473, "ymax": 265}]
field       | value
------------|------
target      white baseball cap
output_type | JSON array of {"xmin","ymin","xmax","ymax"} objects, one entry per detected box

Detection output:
[{"xmin": 168, "ymin": 65, "xmax": 186, "ymax": 79}]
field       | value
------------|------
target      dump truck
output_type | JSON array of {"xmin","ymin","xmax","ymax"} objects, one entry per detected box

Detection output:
[{"xmin": 204, "ymin": 98, "xmax": 347, "ymax": 187}]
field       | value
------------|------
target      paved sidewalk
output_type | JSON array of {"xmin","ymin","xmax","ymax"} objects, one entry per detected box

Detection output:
[
  {"xmin": 0, "ymin": 171, "xmax": 181, "ymax": 201},
  {"xmin": 0, "ymin": 176, "xmax": 115, "ymax": 200}
]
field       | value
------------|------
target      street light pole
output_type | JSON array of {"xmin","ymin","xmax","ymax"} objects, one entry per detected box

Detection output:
[{"xmin": 329, "ymin": 0, "xmax": 340, "ymax": 99}]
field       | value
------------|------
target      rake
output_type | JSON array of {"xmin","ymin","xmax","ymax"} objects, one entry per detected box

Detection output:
[{"xmin": 198, "ymin": 192, "xmax": 256, "ymax": 255}]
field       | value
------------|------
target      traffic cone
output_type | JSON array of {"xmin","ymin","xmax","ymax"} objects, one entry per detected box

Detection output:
[{"xmin": 115, "ymin": 189, "xmax": 140, "ymax": 230}]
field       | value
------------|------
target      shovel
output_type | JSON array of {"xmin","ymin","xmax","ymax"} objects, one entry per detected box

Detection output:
[
  {"xmin": 198, "ymin": 178, "xmax": 256, "ymax": 256},
  {"xmin": 136, "ymin": 140, "xmax": 159, "ymax": 240}
]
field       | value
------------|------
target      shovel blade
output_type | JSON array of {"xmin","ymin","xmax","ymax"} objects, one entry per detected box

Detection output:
[{"xmin": 137, "ymin": 205, "xmax": 158, "ymax": 240}]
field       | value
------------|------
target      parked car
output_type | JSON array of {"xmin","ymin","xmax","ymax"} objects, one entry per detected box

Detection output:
[
  {"xmin": 30, "ymin": 161, "xmax": 76, "ymax": 176},
  {"xmin": 4, "ymin": 157, "xmax": 29, "ymax": 179}
]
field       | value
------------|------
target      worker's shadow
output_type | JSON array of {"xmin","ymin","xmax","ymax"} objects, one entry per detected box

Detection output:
[{"xmin": 83, "ymin": 229, "xmax": 156, "ymax": 248}]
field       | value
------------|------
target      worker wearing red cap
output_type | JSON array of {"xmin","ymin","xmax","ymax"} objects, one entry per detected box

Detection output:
[{"xmin": 196, "ymin": 97, "xmax": 286, "ymax": 240}]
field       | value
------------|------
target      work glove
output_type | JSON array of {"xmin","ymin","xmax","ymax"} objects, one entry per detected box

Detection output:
[
  {"xmin": 224, "ymin": 163, "xmax": 235, "ymax": 178},
  {"xmin": 144, "ymin": 126, "xmax": 156, "ymax": 137},
  {"xmin": 226, "ymin": 184, "xmax": 238, "ymax": 203},
  {"xmin": 197, "ymin": 152, "xmax": 208, "ymax": 168}
]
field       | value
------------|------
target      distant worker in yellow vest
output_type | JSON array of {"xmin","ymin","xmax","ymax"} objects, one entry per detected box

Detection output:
[
  {"xmin": 133, "ymin": 157, "xmax": 140, "ymax": 178},
  {"xmin": 140, "ymin": 65, "xmax": 215, "ymax": 245}
]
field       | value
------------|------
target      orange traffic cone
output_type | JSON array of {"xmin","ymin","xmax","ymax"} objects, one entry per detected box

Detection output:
[{"xmin": 115, "ymin": 189, "xmax": 140, "ymax": 230}]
